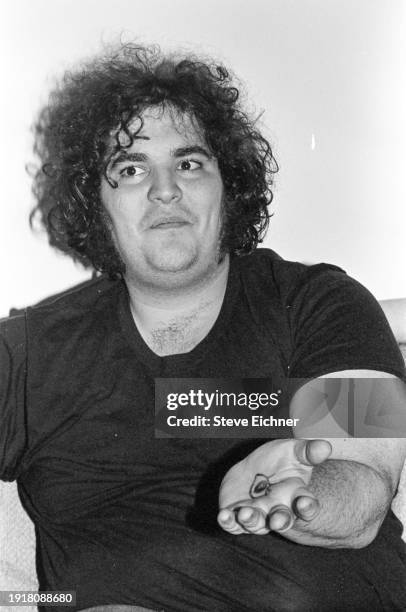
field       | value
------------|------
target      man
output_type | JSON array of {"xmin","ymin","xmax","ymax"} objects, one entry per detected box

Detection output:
[{"xmin": 1, "ymin": 43, "xmax": 405, "ymax": 611}]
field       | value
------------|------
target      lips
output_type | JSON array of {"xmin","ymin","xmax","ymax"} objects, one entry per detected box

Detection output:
[{"xmin": 150, "ymin": 216, "xmax": 190, "ymax": 229}]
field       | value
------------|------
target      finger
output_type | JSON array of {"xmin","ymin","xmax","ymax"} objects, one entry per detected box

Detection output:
[
  {"xmin": 295, "ymin": 439, "xmax": 332, "ymax": 466},
  {"xmin": 217, "ymin": 508, "xmax": 244, "ymax": 534},
  {"xmin": 293, "ymin": 494, "xmax": 320, "ymax": 521},
  {"xmin": 268, "ymin": 505, "xmax": 295, "ymax": 532},
  {"xmin": 236, "ymin": 506, "xmax": 269, "ymax": 534}
]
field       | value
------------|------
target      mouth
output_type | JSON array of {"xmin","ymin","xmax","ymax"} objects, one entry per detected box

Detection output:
[{"xmin": 150, "ymin": 217, "xmax": 191, "ymax": 230}]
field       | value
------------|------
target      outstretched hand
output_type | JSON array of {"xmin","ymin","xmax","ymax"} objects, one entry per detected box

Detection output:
[{"xmin": 218, "ymin": 439, "xmax": 332, "ymax": 535}]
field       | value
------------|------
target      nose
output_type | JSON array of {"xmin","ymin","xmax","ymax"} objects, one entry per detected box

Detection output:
[{"xmin": 148, "ymin": 169, "xmax": 181, "ymax": 205}]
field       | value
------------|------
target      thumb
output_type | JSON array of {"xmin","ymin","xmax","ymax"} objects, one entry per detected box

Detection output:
[{"xmin": 295, "ymin": 439, "xmax": 332, "ymax": 466}]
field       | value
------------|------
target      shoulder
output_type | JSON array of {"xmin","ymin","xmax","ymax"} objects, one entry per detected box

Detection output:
[
  {"xmin": 26, "ymin": 275, "xmax": 120, "ymax": 313},
  {"xmin": 237, "ymin": 249, "xmax": 404, "ymax": 379},
  {"xmin": 235, "ymin": 247, "xmax": 358, "ymax": 305},
  {"xmin": 1, "ymin": 275, "xmax": 123, "ymax": 344},
  {"xmin": 238, "ymin": 247, "xmax": 390, "ymax": 334}
]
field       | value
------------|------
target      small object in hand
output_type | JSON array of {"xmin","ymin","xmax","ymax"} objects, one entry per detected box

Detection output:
[{"xmin": 249, "ymin": 473, "xmax": 273, "ymax": 498}]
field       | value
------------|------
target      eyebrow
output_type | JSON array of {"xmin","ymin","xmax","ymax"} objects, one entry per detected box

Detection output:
[
  {"xmin": 110, "ymin": 151, "xmax": 148, "ymax": 169},
  {"xmin": 172, "ymin": 145, "xmax": 212, "ymax": 159}
]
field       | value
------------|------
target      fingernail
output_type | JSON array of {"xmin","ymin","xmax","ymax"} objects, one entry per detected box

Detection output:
[
  {"xmin": 218, "ymin": 510, "xmax": 232, "ymax": 525},
  {"xmin": 296, "ymin": 497, "xmax": 317, "ymax": 516},
  {"xmin": 274, "ymin": 515, "xmax": 291, "ymax": 530},
  {"xmin": 269, "ymin": 507, "xmax": 294, "ymax": 532},
  {"xmin": 239, "ymin": 507, "xmax": 254, "ymax": 523}
]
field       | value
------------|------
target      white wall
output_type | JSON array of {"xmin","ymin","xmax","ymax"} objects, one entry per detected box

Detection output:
[{"xmin": 1, "ymin": 0, "xmax": 405, "ymax": 317}]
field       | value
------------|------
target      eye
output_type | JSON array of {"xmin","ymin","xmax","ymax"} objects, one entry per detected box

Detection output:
[
  {"xmin": 177, "ymin": 159, "xmax": 202, "ymax": 172},
  {"xmin": 119, "ymin": 165, "xmax": 147, "ymax": 178}
]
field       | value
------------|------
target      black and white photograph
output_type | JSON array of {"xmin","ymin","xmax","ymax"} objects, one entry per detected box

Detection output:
[{"xmin": 1, "ymin": 1, "xmax": 406, "ymax": 610}]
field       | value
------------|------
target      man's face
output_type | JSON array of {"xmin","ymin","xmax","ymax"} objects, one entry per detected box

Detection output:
[{"xmin": 100, "ymin": 106, "xmax": 224, "ymax": 290}]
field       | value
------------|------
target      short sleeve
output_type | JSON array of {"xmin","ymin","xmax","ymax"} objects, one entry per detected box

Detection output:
[
  {"xmin": 286, "ymin": 266, "xmax": 406, "ymax": 380},
  {"xmin": 0, "ymin": 313, "xmax": 28, "ymax": 481}
]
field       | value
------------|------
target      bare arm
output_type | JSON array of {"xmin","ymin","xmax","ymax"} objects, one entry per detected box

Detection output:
[
  {"xmin": 218, "ymin": 371, "xmax": 406, "ymax": 549},
  {"xmin": 287, "ymin": 370, "xmax": 406, "ymax": 546},
  {"xmin": 300, "ymin": 298, "xmax": 406, "ymax": 546},
  {"xmin": 380, "ymin": 298, "xmax": 406, "ymax": 344},
  {"xmin": 284, "ymin": 450, "xmax": 396, "ymax": 548}
]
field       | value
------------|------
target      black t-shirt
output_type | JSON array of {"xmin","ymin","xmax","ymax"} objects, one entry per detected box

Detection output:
[{"xmin": 1, "ymin": 249, "xmax": 405, "ymax": 611}]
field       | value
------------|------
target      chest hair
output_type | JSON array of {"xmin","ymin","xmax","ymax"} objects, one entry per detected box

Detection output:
[{"xmin": 148, "ymin": 309, "xmax": 214, "ymax": 355}]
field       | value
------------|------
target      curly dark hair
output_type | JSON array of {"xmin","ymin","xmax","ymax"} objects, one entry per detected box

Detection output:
[{"xmin": 31, "ymin": 43, "xmax": 278, "ymax": 277}]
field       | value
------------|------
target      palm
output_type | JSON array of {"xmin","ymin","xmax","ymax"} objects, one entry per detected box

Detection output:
[{"xmin": 218, "ymin": 439, "xmax": 332, "ymax": 535}]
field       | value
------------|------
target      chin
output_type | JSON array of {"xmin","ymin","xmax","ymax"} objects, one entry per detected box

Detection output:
[{"xmin": 146, "ymin": 244, "xmax": 198, "ymax": 273}]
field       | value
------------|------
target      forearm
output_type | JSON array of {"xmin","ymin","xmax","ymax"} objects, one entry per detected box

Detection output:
[
  {"xmin": 286, "ymin": 458, "xmax": 393, "ymax": 548},
  {"xmin": 217, "ymin": 437, "xmax": 402, "ymax": 547}
]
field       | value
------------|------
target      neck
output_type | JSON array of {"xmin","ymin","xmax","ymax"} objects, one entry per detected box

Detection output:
[{"xmin": 125, "ymin": 255, "xmax": 230, "ymax": 356}]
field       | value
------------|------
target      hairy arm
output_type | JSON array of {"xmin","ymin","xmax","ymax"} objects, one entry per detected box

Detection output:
[
  {"xmin": 285, "ymin": 456, "xmax": 392, "ymax": 548},
  {"xmin": 289, "ymin": 371, "xmax": 406, "ymax": 547},
  {"xmin": 218, "ymin": 371, "xmax": 406, "ymax": 549}
]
